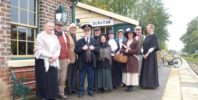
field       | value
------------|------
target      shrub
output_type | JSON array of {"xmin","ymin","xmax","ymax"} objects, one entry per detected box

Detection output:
[{"xmin": 192, "ymin": 53, "xmax": 198, "ymax": 58}]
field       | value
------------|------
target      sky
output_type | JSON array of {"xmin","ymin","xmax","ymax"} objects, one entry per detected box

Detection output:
[{"xmin": 162, "ymin": 0, "xmax": 198, "ymax": 51}]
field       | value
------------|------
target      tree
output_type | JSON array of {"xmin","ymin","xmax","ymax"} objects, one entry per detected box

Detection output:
[
  {"xmin": 133, "ymin": 0, "xmax": 171, "ymax": 49},
  {"xmin": 181, "ymin": 16, "xmax": 198, "ymax": 54},
  {"xmin": 79, "ymin": 0, "xmax": 171, "ymax": 49}
]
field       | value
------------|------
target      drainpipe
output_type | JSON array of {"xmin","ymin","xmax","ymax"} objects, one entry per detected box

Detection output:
[{"xmin": 37, "ymin": 0, "xmax": 40, "ymax": 33}]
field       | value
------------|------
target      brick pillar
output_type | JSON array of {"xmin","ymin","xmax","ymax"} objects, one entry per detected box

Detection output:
[
  {"xmin": 0, "ymin": 0, "xmax": 12, "ymax": 99},
  {"xmin": 0, "ymin": 69, "xmax": 12, "ymax": 100},
  {"xmin": 0, "ymin": 0, "xmax": 11, "ymax": 65}
]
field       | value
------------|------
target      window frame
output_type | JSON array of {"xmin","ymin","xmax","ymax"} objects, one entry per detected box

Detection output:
[
  {"xmin": 10, "ymin": 0, "xmax": 38, "ymax": 58},
  {"xmin": 10, "ymin": 0, "xmax": 38, "ymax": 27}
]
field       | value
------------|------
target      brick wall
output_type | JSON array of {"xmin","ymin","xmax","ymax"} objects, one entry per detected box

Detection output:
[
  {"xmin": 0, "ymin": 0, "xmax": 73, "ymax": 99},
  {"xmin": 39, "ymin": 0, "xmax": 73, "ymax": 31},
  {"xmin": 0, "ymin": 0, "xmax": 12, "ymax": 99},
  {"xmin": 0, "ymin": 0, "xmax": 11, "ymax": 67},
  {"xmin": 0, "ymin": 66, "xmax": 35, "ymax": 99},
  {"xmin": 11, "ymin": 66, "xmax": 36, "ymax": 91}
]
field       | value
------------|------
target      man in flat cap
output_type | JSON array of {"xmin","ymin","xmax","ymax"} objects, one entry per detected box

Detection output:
[
  {"xmin": 134, "ymin": 26, "xmax": 144, "ymax": 73},
  {"xmin": 54, "ymin": 21, "xmax": 70, "ymax": 99},
  {"xmin": 75, "ymin": 24, "xmax": 99, "ymax": 97}
]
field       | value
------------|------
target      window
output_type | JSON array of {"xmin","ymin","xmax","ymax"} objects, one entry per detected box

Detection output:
[
  {"xmin": 11, "ymin": 25, "xmax": 35, "ymax": 55},
  {"xmin": 10, "ymin": 0, "xmax": 37, "ymax": 56}
]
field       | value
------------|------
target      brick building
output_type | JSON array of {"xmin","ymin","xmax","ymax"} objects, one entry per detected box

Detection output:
[{"xmin": 0, "ymin": 0, "xmax": 74, "ymax": 99}]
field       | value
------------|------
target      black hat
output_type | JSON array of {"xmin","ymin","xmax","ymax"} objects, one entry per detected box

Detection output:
[
  {"xmin": 81, "ymin": 24, "xmax": 92, "ymax": 29},
  {"xmin": 125, "ymin": 28, "xmax": 136, "ymax": 37},
  {"xmin": 55, "ymin": 21, "xmax": 64, "ymax": 26}
]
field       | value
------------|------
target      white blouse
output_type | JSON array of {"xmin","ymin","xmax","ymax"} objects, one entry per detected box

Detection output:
[
  {"xmin": 118, "ymin": 38, "xmax": 123, "ymax": 49},
  {"xmin": 108, "ymin": 39, "xmax": 118, "ymax": 52}
]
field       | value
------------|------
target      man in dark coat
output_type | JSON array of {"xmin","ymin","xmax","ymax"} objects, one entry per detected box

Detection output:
[
  {"xmin": 139, "ymin": 24, "xmax": 160, "ymax": 89},
  {"xmin": 75, "ymin": 24, "xmax": 99, "ymax": 97},
  {"xmin": 93, "ymin": 27, "xmax": 101, "ymax": 91}
]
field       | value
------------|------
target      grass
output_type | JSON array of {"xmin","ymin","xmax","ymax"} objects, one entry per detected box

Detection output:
[
  {"xmin": 183, "ymin": 55, "xmax": 198, "ymax": 75},
  {"xmin": 183, "ymin": 56, "xmax": 198, "ymax": 64}
]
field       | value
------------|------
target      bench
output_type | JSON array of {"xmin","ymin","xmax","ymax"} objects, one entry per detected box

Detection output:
[{"xmin": 10, "ymin": 68, "xmax": 35, "ymax": 100}]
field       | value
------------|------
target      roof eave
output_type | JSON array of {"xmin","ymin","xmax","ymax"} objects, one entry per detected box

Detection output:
[{"xmin": 77, "ymin": 2, "xmax": 139, "ymax": 25}]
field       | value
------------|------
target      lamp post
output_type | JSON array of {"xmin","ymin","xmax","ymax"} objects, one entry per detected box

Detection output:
[{"xmin": 55, "ymin": 5, "xmax": 67, "ymax": 25}]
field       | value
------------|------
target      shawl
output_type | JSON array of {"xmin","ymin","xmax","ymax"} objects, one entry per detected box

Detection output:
[
  {"xmin": 34, "ymin": 31, "xmax": 60, "ymax": 72},
  {"xmin": 98, "ymin": 43, "xmax": 112, "ymax": 65}
]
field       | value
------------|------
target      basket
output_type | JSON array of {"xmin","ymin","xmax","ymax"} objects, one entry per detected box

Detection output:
[{"xmin": 113, "ymin": 54, "xmax": 128, "ymax": 63}]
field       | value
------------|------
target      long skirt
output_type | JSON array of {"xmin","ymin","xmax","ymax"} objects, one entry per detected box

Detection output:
[
  {"xmin": 112, "ymin": 60, "xmax": 123, "ymax": 87},
  {"xmin": 35, "ymin": 59, "xmax": 58, "ymax": 99},
  {"xmin": 95, "ymin": 68, "xmax": 113, "ymax": 90},
  {"xmin": 122, "ymin": 73, "xmax": 139, "ymax": 86},
  {"xmin": 139, "ymin": 52, "xmax": 159, "ymax": 88}
]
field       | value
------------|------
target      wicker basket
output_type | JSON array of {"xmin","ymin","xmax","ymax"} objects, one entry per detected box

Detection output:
[{"xmin": 113, "ymin": 54, "xmax": 128, "ymax": 63}]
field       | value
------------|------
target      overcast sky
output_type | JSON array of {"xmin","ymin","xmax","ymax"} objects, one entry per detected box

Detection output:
[{"xmin": 162, "ymin": 0, "xmax": 198, "ymax": 51}]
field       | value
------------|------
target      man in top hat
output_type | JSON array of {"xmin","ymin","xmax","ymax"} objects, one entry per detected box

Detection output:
[
  {"xmin": 54, "ymin": 21, "xmax": 71, "ymax": 99},
  {"xmin": 75, "ymin": 24, "xmax": 99, "ymax": 97}
]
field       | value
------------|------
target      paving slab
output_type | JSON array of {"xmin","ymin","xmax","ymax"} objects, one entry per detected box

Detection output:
[
  {"xmin": 162, "ymin": 58, "xmax": 198, "ymax": 100},
  {"xmin": 29, "ymin": 67, "xmax": 171, "ymax": 100}
]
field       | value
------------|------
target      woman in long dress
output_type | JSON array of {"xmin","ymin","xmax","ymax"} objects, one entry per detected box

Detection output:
[
  {"xmin": 95, "ymin": 34, "xmax": 113, "ymax": 92},
  {"xmin": 121, "ymin": 28, "xmax": 139, "ymax": 92},
  {"xmin": 139, "ymin": 24, "xmax": 160, "ymax": 89},
  {"xmin": 107, "ymin": 30, "xmax": 118, "ymax": 89},
  {"xmin": 107, "ymin": 30, "xmax": 118, "ymax": 55},
  {"xmin": 34, "ymin": 22, "xmax": 60, "ymax": 100}
]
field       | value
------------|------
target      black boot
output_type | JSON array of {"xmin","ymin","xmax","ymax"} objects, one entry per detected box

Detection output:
[
  {"xmin": 100, "ymin": 88, "xmax": 105, "ymax": 93},
  {"xmin": 126, "ymin": 86, "xmax": 133, "ymax": 92}
]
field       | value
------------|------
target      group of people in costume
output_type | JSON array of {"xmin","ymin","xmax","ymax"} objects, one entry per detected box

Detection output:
[{"xmin": 34, "ymin": 21, "xmax": 159, "ymax": 100}]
